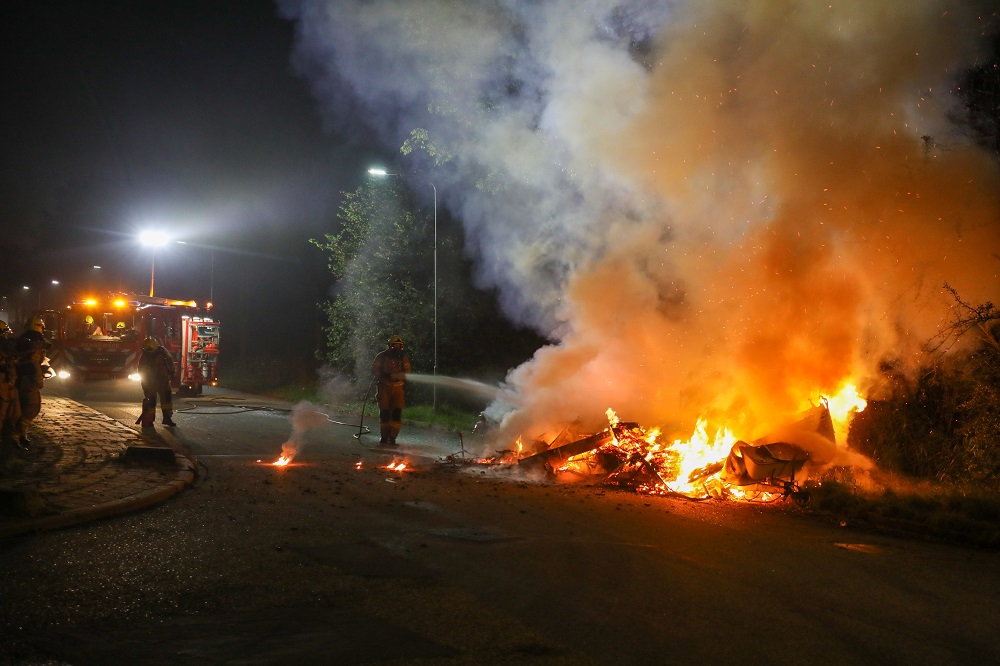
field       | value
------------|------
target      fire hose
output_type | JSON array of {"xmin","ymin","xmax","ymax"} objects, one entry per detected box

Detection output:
[{"xmin": 354, "ymin": 375, "xmax": 376, "ymax": 440}]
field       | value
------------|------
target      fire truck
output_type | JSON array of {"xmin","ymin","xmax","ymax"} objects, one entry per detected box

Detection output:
[{"xmin": 39, "ymin": 293, "xmax": 220, "ymax": 395}]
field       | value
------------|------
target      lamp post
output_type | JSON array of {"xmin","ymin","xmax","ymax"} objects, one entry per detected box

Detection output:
[
  {"xmin": 23, "ymin": 284, "xmax": 36, "ymax": 308},
  {"xmin": 140, "ymin": 230, "xmax": 168, "ymax": 297},
  {"xmin": 48, "ymin": 280, "xmax": 59, "ymax": 309},
  {"xmin": 368, "ymin": 168, "xmax": 438, "ymax": 410}
]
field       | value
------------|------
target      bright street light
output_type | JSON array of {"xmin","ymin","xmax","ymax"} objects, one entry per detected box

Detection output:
[{"xmin": 368, "ymin": 167, "xmax": 439, "ymax": 410}]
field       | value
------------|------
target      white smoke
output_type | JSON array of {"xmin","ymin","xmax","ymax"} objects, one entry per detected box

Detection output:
[
  {"xmin": 280, "ymin": 0, "xmax": 1000, "ymax": 442},
  {"xmin": 278, "ymin": 400, "xmax": 330, "ymax": 462}
]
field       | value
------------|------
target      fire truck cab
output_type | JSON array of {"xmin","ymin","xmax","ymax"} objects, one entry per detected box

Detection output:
[{"xmin": 43, "ymin": 293, "xmax": 220, "ymax": 396}]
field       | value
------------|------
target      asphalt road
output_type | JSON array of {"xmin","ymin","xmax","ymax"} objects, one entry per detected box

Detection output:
[{"xmin": 1, "ymin": 380, "xmax": 998, "ymax": 664}]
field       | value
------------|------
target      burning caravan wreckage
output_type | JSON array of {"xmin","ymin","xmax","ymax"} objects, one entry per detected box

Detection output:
[{"xmin": 474, "ymin": 401, "xmax": 849, "ymax": 505}]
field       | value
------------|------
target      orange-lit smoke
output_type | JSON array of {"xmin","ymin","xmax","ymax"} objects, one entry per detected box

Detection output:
[
  {"xmin": 286, "ymin": 1, "xmax": 999, "ymax": 450},
  {"xmin": 495, "ymin": 2, "xmax": 1000, "ymax": 446}
]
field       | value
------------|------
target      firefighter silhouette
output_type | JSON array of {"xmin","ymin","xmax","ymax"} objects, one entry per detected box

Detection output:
[
  {"xmin": 138, "ymin": 337, "xmax": 176, "ymax": 427},
  {"xmin": 370, "ymin": 334, "xmax": 411, "ymax": 446}
]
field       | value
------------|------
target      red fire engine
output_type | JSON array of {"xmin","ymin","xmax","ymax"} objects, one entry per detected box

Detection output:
[{"xmin": 39, "ymin": 293, "xmax": 220, "ymax": 395}]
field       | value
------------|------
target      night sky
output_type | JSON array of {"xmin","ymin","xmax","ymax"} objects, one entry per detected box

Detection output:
[{"xmin": 0, "ymin": 0, "xmax": 379, "ymax": 366}]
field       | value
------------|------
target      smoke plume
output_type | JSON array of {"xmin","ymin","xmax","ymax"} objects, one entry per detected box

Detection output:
[
  {"xmin": 280, "ymin": 0, "xmax": 1000, "ymax": 442},
  {"xmin": 278, "ymin": 401, "xmax": 330, "ymax": 462}
]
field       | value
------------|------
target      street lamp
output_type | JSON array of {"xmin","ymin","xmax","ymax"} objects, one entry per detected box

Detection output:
[
  {"xmin": 140, "ymin": 230, "xmax": 169, "ymax": 297},
  {"xmin": 368, "ymin": 167, "xmax": 439, "ymax": 410}
]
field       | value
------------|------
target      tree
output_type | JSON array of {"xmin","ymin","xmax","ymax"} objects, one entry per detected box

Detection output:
[
  {"xmin": 849, "ymin": 286, "xmax": 1000, "ymax": 487},
  {"xmin": 310, "ymin": 181, "xmax": 433, "ymax": 380},
  {"xmin": 956, "ymin": 32, "xmax": 1000, "ymax": 159},
  {"xmin": 312, "ymin": 178, "xmax": 547, "ymax": 407}
]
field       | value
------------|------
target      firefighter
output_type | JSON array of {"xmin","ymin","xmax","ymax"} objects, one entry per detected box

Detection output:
[
  {"xmin": 84, "ymin": 315, "xmax": 103, "ymax": 336},
  {"xmin": 138, "ymin": 337, "xmax": 176, "ymax": 427},
  {"xmin": 14, "ymin": 328, "xmax": 47, "ymax": 448},
  {"xmin": 22, "ymin": 315, "xmax": 47, "ymax": 345},
  {"xmin": 370, "ymin": 334, "xmax": 411, "ymax": 446},
  {"xmin": 0, "ymin": 321, "xmax": 21, "ymax": 449}
]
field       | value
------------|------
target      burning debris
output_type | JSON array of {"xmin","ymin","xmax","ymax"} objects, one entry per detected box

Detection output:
[
  {"xmin": 383, "ymin": 459, "xmax": 408, "ymax": 472},
  {"xmin": 472, "ymin": 392, "xmax": 866, "ymax": 505}
]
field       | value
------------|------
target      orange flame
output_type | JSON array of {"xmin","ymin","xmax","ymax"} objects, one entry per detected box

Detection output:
[
  {"xmin": 532, "ymin": 380, "xmax": 869, "ymax": 501},
  {"xmin": 662, "ymin": 418, "xmax": 736, "ymax": 495},
  {"xmin": 273, "ymin": 455, "xmax": 292, "ymax": 467},
  {"xmin": 382, "ymin": 459, "xmax": 407, "ymax": 472}
]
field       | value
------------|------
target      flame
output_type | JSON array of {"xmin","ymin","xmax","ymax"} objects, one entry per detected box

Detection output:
[
  {"xmin": 552, "ymin": 410, "xmax": 733, "ymax": 498},
  {"xmin": 532, "ymin": 387, "xmax": 867, "ymax": 501},
  {"xmin": 355, "ymin": 461, "xmax": 363, "ymax": 470},
  {"xmin": 814, "ymin": 382, "xmax": 868, "ymax": 444},
  {"xmin": 663, "ymin": 419, "xmax": 736, "ymax": 495},
  {"xmin": 825, "ymin": 382, "xmax": 867, "ymax": 421},
  {"xmin": 273, "ymin": 455, "xmax": 292, "ymax": 467},
  {"xmin": 382, "ymin": 459, "xmax": 408, "ymax": 472}
]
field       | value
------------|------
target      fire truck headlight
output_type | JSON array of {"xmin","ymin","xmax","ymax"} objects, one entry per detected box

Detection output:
[
  {"xmin": 128, "ymin": 373, "xmax": 142, "ymax": 382},
  {"xmin": 57, "ymin": 370, "xmax": 71, "ymax": 379}
]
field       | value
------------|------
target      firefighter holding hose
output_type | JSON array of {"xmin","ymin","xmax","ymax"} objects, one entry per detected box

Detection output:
[
  {"xmin": 370, "ymin": 334, "xmax": 411, "ymax": 446},
  {"xmin": 138, "ymin": 337, "xmax": 176, "ymax": 428}
]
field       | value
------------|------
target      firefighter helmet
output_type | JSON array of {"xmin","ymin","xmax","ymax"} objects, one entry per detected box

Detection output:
[
  {"xmin": 143, "ymin": 337, "xmax": 160, "ymax": 351},
  {"xmin": 388, "ymin": 335, "xmax": 404, "ymax": 347},
  {"xmin": 116, "ymin": 321, "xmax": 126, "ymax": 330},
  {"xmin": 29, "ymin": 316, "xmax": 45, "ymax": 333},
  {"xmin": 85, "ymin": 315, "xmax": 94, "ymax": 325}
]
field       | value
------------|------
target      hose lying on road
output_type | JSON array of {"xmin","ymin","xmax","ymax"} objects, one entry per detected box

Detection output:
[{"xmin": 174, "ymin": 395, "xmax": 371, "ymax": 439}]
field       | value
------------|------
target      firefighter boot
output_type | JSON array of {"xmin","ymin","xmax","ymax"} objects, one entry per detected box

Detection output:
[
  {"xmin": 379, "ymin": 424, "xmax": 392, "ymax": 446},
  {"xmin": 140, "ymin": 397, "xmax": 157, "ymax": 427},
  {"xmin": 17, "ymin": 418, "xmax": 32, "ymax": 449},
  {"xmin": 162, "ymin": 411, "xmax": 177, "ymax": 427}
]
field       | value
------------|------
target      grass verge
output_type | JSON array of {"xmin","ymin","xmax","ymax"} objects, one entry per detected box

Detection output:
[{"xmin": 806, "ymin": 468, "xmax": 1000, "ymax": 548}]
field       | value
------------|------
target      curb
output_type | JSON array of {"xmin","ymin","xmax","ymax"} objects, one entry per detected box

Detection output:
[
  {"xmin": 0, "ymin": 456, "xmax": 195, "ymax": 539},
  {"xmin": 0, "ymin": 398, "xmax": 198, "ymax": 540}
]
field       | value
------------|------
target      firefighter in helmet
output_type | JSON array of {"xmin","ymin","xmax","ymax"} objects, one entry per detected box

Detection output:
[
  {"xmin": 22, "ymin": 315, "xmax": 47, "ymax": 345},
  {"xmin": 13, "ymin": 326, "xmax": 48, "ymax": 448},
  {"xmin": 370, "ymin": 334, "xmax": 412, "ymax": 446},
  {"xmin": 84, "ymin": 314, "xmax": 103, "ymax": 336},
  {"xmin": 138, "ymin": 337, "xmax": 176, "ymax": 428},
  {"xmin": 0, "ymin": 321, "xmax": 21, "ymax": 449}
]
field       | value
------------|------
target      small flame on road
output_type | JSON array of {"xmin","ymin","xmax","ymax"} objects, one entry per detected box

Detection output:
[
  {"xmin": 383, "ymin": 459, "xmax": 408, "ymax": 472},
  {"xmin": 273, "ymin": 455, "xmax": 292, "ymax": 467}
]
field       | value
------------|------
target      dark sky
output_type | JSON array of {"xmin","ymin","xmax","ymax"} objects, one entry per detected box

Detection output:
[{"xmin": 0, "ymin": 0, "xmax": 381, "ymax": 364}]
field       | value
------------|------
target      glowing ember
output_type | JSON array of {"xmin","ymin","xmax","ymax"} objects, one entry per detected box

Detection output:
[{"xmin": 355, "ymin": 461, "xmax": 363, "ymax": 470}]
